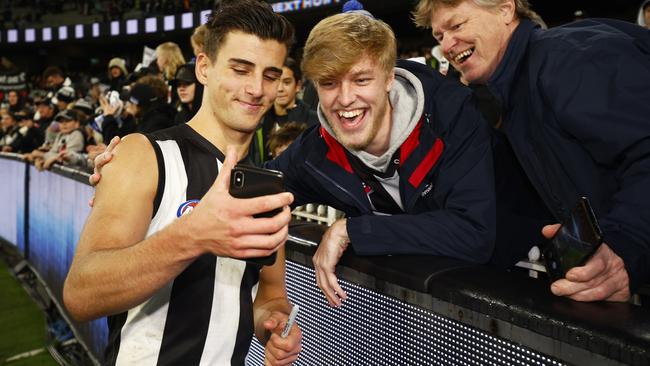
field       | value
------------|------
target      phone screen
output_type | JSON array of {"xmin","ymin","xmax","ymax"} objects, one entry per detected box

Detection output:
[{"xmin": 544, "ymin": 197, "xmax": 603, "ymax": 281}]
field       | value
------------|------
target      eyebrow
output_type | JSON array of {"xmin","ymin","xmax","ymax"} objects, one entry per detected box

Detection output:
[{"xmin": 228, "ymin": 58, "xmax": 283, "ymax": 75}]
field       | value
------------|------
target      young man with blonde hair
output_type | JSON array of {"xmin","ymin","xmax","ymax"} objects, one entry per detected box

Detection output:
[
  {"xmin": 267, "ymin": 12, "xmax": 496, "ymax": 307},
  {"xmin": 64, "ymin": 1, "xmax": 302, "ymax": 364},
  {"xmin": 414, "ymin": 0, "xmax": 650, "ymax": 302}
]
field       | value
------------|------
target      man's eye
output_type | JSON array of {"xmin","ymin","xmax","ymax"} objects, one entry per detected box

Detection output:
[
  {"xmin": 233, "ymin": 69, "xmax": 247, "ymax": 75},
  {"xmin": 356, "ymin": 78, "xmax": 371, "ymax": 85},
  {"xmin": 452, "ymin": 22, "xmax": 464, "ymax": 31},
  {"xmin": 264, "ymin": 75, "xmax": 280, "ymax": 82}
]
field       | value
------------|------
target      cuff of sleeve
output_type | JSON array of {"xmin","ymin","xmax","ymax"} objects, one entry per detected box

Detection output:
[
  {"xmin": 346, "ymin": 216, "xmax": 382, "ymax": 255},
  {"xmin": 604, "ymin": 232, "xmax": 650, "ymax": 293}
]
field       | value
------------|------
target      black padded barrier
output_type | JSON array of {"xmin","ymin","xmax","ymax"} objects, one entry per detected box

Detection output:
[{"xmin": 1, "ymin": 154, "xmax": 649, "ymax": 366}]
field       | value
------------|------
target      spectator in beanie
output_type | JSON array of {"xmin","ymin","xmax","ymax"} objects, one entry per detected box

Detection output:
[
  {"xmin": 11, "ymin": 111, "xmax": 44, "ymax": 154},
  {"xmin": 107, "ymin": 57, "xmax": 129, "ymax": 92},
  {"xmin": 170, "ymin": 63, "xmax": 203, "ymax": 125},
  {"xmin": 55, "ymin": 86, "xmax": 76, "ymax": 111},
  {"xmin": 126, "ymin": 75, "xmax": 176, "ymax": 133}
]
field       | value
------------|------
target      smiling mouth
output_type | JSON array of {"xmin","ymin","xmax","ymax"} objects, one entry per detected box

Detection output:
[
  {"xmin": 453, "ymin": 48, "xmax": 475, "ymax": 65},
  {"xmin": 337, "ymin": 109, "xmax": 365, "ymax": 128}
]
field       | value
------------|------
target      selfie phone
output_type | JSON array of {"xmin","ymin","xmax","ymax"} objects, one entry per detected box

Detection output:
[
  {"xmin": 229, "ymin": 164, "xmax": 285, "ymax": 266},
  {"xmin": 543, "ymin": 197, "xmax": 603, "ymax": 282},
  {"xmin": 281, "ymin": 304, "xmax": 299, "ymax": 338}
]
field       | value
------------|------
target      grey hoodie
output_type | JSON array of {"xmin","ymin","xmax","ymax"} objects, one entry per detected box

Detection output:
[
  {"xmin": 317, "ymin": 67, "xmax": 424, "ymax": 173},
  {"xmin": 638, "ymin": 0, "xmax": 650, "ymax": 28}
]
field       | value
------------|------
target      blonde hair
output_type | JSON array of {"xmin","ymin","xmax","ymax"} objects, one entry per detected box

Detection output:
[
  {"xmin": 191, "ymin": 24, "xmax": 208, "ymax": 55},
  {"xmin": 155, "ymin": 42, "xmax": 186, "ymax": 80},
  {"xmin": 413, "ymin": 0, "xmax": 545, "ymax": 29},
  {"xmin": 302, "ymin": 13, "xmax": 396, "ymax": 83}
]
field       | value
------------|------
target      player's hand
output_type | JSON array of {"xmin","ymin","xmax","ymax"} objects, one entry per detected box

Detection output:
[
  {"xmin": 89, "ymin": 136, "xmax": 120, "ymax": 186},
  {"xmin": 543, "ymin": 224, "xmax": 630, "ymax": 302},
  {"xmin": 183, "ymin": 146, "xmax": 294, "ymax": 259},
  {"xmin": 313, "ymin": 218, "xmax": 349, "ymax": 307},
  {"xmin": 263, "ymin": 311, "xmax": 302, "ymax": 366}
]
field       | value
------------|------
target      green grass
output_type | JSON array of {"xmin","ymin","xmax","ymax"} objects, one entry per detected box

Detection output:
[{"xmin": 0, "ymin": 260, "xmax": 58, "ymax": 366}]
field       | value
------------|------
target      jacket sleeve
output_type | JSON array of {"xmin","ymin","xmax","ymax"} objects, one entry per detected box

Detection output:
[
  {"xmin": 347, "ymin": 92, "xmax": 496, "ymax": 264},
  {"xmin": 542, "ymin": 36, "xmax": 650, "ymax": 290},
  {"xmin": 264, "ymin": 126, "xmax": 329, "ymax": 208}
]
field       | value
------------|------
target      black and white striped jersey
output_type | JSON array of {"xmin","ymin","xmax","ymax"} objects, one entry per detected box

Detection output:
[{"xmin": 104, "ymin": 124, "xmax": 261, "ymax": 366}]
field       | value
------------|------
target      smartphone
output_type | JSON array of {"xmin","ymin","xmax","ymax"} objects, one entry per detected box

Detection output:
[
  {"xmin": 229, "ymin": 164, "xmax": 285, "ymax": 266},
  {"xmin": 543, "ymin": 197, "xmax": 603, "ymax": 282},
  {"xmin": 281, "ymin": 304, "xmax": 299, "ymax": 338}
]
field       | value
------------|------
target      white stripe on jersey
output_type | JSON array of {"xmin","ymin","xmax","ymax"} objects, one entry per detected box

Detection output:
[{"xmin": 115, "ymin": 140, "xmax": 187, "ymax": 366}]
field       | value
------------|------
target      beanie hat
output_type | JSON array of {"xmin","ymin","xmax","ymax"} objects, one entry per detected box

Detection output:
[
  {"xmin": 55, "ymin": 86, "xmax": 76, "ymax": 103},
  {"xmin": 108, "ymin": 57, "xmax": 128, "ymax": 76},
  {"xmin": 342, "ymin": 0, "xmax": 374, "ymax": 19},
  {"xmin": 128, "ymin": 83, "xmax": 158, "ymax": 106}
]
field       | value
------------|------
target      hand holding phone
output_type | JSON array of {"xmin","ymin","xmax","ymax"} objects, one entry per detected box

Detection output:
[
  {"xmin": 229, "ymin": 164, "xmax": 286, "ymax": 265},
  {"xmin": 543, "ymin": 197, "xmax": 603, "ymax": 282}
]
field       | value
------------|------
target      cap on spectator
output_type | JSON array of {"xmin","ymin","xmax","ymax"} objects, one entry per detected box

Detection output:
[
  {"xmin": 55, "ymin": 109, "xmax": 79, "ymax": 122},
  {"xmin": 128, "ymin": 83, "xmax": 158, "ymax": 106},
  {"xmin": 55, "ymin": 86, "xmax": 76, "ymax": 103},
  {"xmin": 72, "ymin": 98, "xmax": 94, "ymax": 115},
  {"xmin": 108, "ymin": 57, "xmax": 128, "ymax": 75},
  {"xmin": 169, "ymin": 63, "xmax": 197, "ymax": 87}
]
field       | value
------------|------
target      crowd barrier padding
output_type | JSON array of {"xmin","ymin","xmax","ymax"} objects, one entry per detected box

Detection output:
[{"xmin": 1, "ymin": 154, "xmax": 649, "ymax": 366}]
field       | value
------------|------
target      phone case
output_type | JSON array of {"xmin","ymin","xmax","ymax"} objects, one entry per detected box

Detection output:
[
  {"xmin": 543, "ymin": 197, "xmax": 603, "ymax": 281},
  {"xmin": 229, "ymin": 165, "xmax": 285, "ymax": 266}
]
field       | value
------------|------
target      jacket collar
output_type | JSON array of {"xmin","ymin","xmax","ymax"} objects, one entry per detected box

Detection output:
[{"xmin": 487, "ymin": 19, "xmax": 539, "ymax": 109}]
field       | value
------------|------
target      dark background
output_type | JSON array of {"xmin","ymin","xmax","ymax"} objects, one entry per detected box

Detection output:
[{"xmin": 1, "ymin": 0, "xmax": 646, "ymax": 78}]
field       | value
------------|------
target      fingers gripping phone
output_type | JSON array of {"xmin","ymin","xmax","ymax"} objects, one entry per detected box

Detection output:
[
  {"xmin": 229, "ymin": 164, "xmax": 285, "ymax": 266},
  {"xmin": 543, "ymin": 197, "xmax": 604, "ymax": 282}
]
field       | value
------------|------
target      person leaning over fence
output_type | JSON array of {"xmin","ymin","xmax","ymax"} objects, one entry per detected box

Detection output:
[
  {"xmin": 415, "ymin": 0, "xmax": 650, "ymax": 301},
  {"xmin": 266, "ymin": 10, "xmax": 495, "ymax": 307},
  {"xmin": 63, "ymin": 1, "xmax": 301, "ymax": 365}
]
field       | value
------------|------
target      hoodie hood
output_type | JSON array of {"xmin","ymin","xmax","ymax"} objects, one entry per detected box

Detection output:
[
  {"xmin": 639, "ymin": 0, "xmax": 650, "ymax": 27},
  {"xmin": 317, "ymin": 66, "xmax": 424, "ymax": 172}
]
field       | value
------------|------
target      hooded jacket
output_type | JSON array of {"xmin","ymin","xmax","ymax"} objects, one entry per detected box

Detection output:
[
  {"xmin": 638, "ymin": 0, "xmax": 650, "ymax": 28},
  {"xmin": 488, "ymin": 19, "xmax": 650, "ymax": 291},
  {"xmin": 267, "ymin": 60, "xmax": 495, "ymax": 263}
]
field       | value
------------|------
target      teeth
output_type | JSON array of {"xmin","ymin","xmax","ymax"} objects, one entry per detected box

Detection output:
[
  {"xmin": 454, "ymin": 48, "xmax": 474, "ymax": 63},
  {"xmin": 338, "ymin": 109, "xmax": 363, "ymax": 119}
]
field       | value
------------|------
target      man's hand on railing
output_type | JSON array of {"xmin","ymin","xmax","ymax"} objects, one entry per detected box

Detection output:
[{"xmin": 313, "ymin": 218, "xmax": 350, "ymax": 307}]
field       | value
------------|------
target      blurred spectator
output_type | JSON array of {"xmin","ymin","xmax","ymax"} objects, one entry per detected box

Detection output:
[
  {"xmin": 256, "ymin": 57, "xmax": 318, "ymax": 162},
  {"xmin": 191, "ymin": 24, "xmax": 208, "ymax": 57},
  {"xmin": 11, "ymin": 111, "xmax": 44, "ymax": 154},
  {"xmin": 267, "ymin": 122, "xmax": 306, "ymax": 159},
  {"xmin": 33, "ymin": 98, "xmax": 58, "ymax": 147},
  {"xmin": 54, "ymin": 86, "xmax": 76, "ymax": 111},
  {"xmin": 107, "ymin": 57, "xmax": 129, "ymax": 92},
  {"xmin": 639, "ymin": 0, "xmax": 650, "ymax": 28},
  {"xmin": 155, "ymin": 42, "xmax": 185, "ymax": 81},
  {"xmin": 170, "ymin": 63, "xmax": 202, "ymax": 125},
  {"xmin": 0, "ymin": 111, "xmax": 22, "ymax": 152},
  {"xmin": 92, "ymin": 90, "xmax": 136, "ymax": 144},
  {"xmin": 34, "ymin": 109, "xmax": 86, "ymax": 171},
  {"xmin": 126, "ymin": 76, "xmax": 176, "ymax": 133},
  {"xmin": 6, "ymin": 90, "xmax": 26, "ymax": 113},
  {"xmin": 42, "ymin": 66, "xmax": 72, "ymax": 92}
]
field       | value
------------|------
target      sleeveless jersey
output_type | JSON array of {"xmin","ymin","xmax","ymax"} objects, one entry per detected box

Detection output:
[{"xmin": 104, "ymin": 124, "xmax": 261, "ymax": 366}]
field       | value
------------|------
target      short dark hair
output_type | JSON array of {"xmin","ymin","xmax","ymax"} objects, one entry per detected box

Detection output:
[
  {"xmin": 267, "ymin": 122, "xmax": 306, "ymax": 157},
  {"xmin": 203, "ymin": 0, "xmax": 295, "ymax": 62},
  {"xmin": 283, "ymin": 57, "xmax": 302, "ymax": 84}
]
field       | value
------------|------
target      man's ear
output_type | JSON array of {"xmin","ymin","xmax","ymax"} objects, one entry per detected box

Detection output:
[
  {"xmin": 385, "ymin": 70, "xmax": 395, "ymax": 92},
  {"xmin": 195, "ymin": 53, "xmax": 211, "ymax": 86},
  {"xmin": 499, "ymin": 0, "xmax": 517, "ymax": 24}
]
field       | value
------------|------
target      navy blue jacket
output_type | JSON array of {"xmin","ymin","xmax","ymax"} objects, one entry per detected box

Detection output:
[
  {"xmin": 267, "ymin": 60, "xmax": 495, "ymax": 263},
  {"xmin": 489, "ymin": 19, "xmax": 650, "ymax": 290}
]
